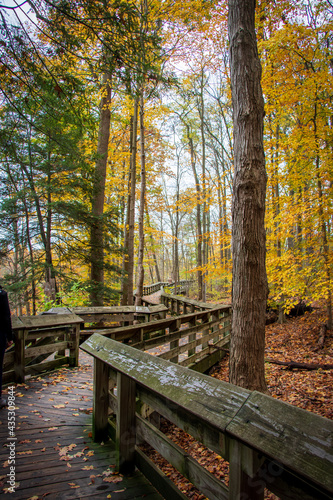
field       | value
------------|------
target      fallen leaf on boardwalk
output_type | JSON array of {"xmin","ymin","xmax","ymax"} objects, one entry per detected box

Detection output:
[
  {"xmin": 88, "ymin": 432, "xmax": 93, "ymax": 438},
  {"xmin": 67, "ymin": 463, "xmax": 71, "ymax": 468},
  {"xmin": 27, "ymin": 496, "xmax": 39, "ymax": 500},
  {"xmin": 68, "ymin": 482, "xmax": 80, "ymax": 489},
  {"xmin": 19, "ymin": 439, "xmax": 31, "ymax": 444},
  {"xmin": 35, "ymin": 439, "xmax": 43, "ymax": 443},
  {"xmin": 82, "ymin": 465, "xmax": 94, "ymax": 470},
  {"xmin": 48, "ymin": 427, "xmax": 58, "ymax": 431},
  {"xmin": 53, "ymin": 404, "xmax": 65, "ymax": 408},
  {"xmin": 107, "ymin": 495, "xmax": 112, "ymax": 499},
  {"xmin": 3, "ymin": 482, "xmax": 20, "ymax": 492},
  {"xmin": 19, "ymin": 415, "xmax": 28, "ymax": 419},
  {"xmin": 114, "ymin": 490, "xmax": 125, "ymax": 493},
  {"xmin": 103, "ymin": 476, "xmax": 123, "ymax": 483},
  {"xmin": 2, "ymin": 461, "xmax": 8, "ymax": 468},
  {"xmin": 17, "ymin": 450, "xmax": 33, "ymax": 455},
  {"xmin": 41, "ymin": 448, "xmax": 46, "ymax": 452},
  {"xmin": 72, "ymin": 413, "xmax": 80, "ymax": 416},
  {"xmin": 86, "ymin": 450, "xmax": 94, "ymax": 456}
]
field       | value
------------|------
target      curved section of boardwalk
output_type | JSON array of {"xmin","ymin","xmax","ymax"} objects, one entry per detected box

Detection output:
[{"xmin": 0, "ymin": 354, "xmax": 162, "ymax": 500}]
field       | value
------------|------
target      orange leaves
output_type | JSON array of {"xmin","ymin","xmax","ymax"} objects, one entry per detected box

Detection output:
[
  {"xmin": 102, "ymin": 468, "xmax": 123, "ymax": 484},
  {"xmin": 68, "ymin": 482, "xmax": 80, "ymax": 489}
]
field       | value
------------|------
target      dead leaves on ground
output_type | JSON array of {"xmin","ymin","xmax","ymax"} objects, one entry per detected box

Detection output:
[{"xmin": 210, "ymin": 305, "xmax": 333, "ymax": 419}]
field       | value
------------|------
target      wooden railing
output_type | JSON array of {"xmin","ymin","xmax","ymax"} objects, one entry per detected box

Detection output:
[
  {"xmin": 81, "ymin": 334, "xmax": 333, "ymax": 500},
  {"xmin": 5, "ymin": 290, "xmax": 227, "ymax": 385},
  {"xmin": 45, "ymin": 305, "xmax": 169, "ymax": 329},
  {"xmin": 142, "ymin": 280, "xmax": 195, "ymax": 296},
  {"xmin": 4, "ymin": 314, "xmax": 82, "ymax": 384},
  {"xmin": 160, "ymin": 290, "xmax": 219, "ymax": 315},
  {"xmin": 79, "ymin": 304, "xmax": 231, "ymax": 374}
]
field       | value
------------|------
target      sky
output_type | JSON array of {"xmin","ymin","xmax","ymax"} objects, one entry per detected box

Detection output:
[{"xmin": 0, "ymin": 0, "xmax": 36, "ymax": 25}]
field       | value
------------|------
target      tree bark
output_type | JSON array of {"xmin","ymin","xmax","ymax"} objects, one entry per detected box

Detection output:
[
  {"xmin": 135, "ymin": 89, "xmax": 146, "ymax": 306},
  {"xmin": 186, "ymin": 128, "xmax": 203, "ymax": 301},
  {"xmin": 126, "ymin": 97, "xmax": 139, "ymax": 306},
  {"xmin": 228, "ymin": 0, "xmax": 268, "ymax": 392},
  {"xmin": 89, "ymin": 71, "xmax": 112, "ymax": 306}
]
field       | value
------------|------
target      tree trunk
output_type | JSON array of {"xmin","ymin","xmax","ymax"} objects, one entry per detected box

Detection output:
[
  {"xmin": 198, "ymin": 72, "xmax": 207, "ymax": 302},
  {"xmin": 89, "ymin": 71, "xmax": 112, "ymax": 306},
  {"xmin": 313, "ymin": 98, "xmax": 332, "ymax": 331},
  {"xmin": 228, "ymin": 0, "xmax": 268, "ymax": 392},
  {"xmin": 145, "ymin": 203, "xmax": 161, "ymax": 283},
  {"xmin": 187, "ymin": 129, "xmax": 203, "ymax": 301},
  {"xmin": 121, "ymin": 122, "xmax": 133, "ymax": 306},
  {"xmin": 126, "ymin": 97, "xmax": 139, "ymax": 306},
  {"xmin": 135, "ymin": 90, "xmax": 146, "ymax": 307}
]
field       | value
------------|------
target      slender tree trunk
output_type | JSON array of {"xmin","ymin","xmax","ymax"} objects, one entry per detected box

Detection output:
[
  {"xmin": 187, "ymin": 130, "xmax": 203, "ymax": 300},
  {"xmin": 313, "ymin": 98, "xmax": 332, "ymax": 330},
  {"xmin": 45, "ymin": 162, "xmax": 57, "ymax": 303},
  {"xmin": 228, "ymin": 0, "xmax": 268, "ymax": 392},
  {"xmin": 90, "ymin": 71, "xmax": 112, "ymax": 306},
  {"xmin": 135, "ymin": 90, "xmax": 146, "ymax": 306},
  {"xmin": 121, "ymin": 126, "xmax": 133, "ymax": 306},
  {"xmin": 127, "ymin": 97, "xmax": 139, "ymax": 305},
  {"xmin": 146, "ymin": 204, "xmax": 161, "ymax": 282},
  {"xmin": 198, "ymin": 74, "xmax": 207, "ymax": 302}
]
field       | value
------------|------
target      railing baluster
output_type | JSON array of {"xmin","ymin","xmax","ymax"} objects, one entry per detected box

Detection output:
[
  {"xmin": 229, "ymin": 439, "xmax": 265, "ymax": 500},
  {"xmin": 93, "ymin": 358, "xmax": 109, "ymax": 442},
  {"xmin": 116, "ymin": 372, "xmax": 136, "ymax": 474}
]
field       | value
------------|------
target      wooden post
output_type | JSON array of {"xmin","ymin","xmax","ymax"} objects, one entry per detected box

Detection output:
[
  {"xmin": 116, "ymin": 372, "xmax": 136, "ymax": 474},
  {"xmin": 188, "ymin": 315, "xmax": 197, "ymax": 357},
  {"xmin": 69, "ymin": 323, "xmax": 80, "ymax": 367},
  {"xmin": 57, "ymin": 326, "xmax": 66, "ymax": 357},
  {"xmin": 169, "ymin": 318, "xmax": 180, "ymax": 363},
  {"xmin": 93, "ymin": 358, "xmax": 109, "ymax": 442},
  {"xmin": 211, "ymin": 311, "xmax": 220, "ymax": 344},
  {"xmin": 14, "ymin": 328, "xmax": 25, "ymax": 383},
  {"xmin": 202, "ymin": 312, "xmax": 209, "ymax": 349},
  {"xmin": 229, "ymin": 439, "xmax": 265, "ymax": 500}
]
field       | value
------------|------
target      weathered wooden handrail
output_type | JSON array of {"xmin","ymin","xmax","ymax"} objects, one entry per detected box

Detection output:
[
  {"xmin": 160, "ymin": 289, "xmax": 221, "ymax": 314},
  {"xmin": 79, "ymin": 304, "xmax": 231, "ymax": 373},
  {"xmin": 4, "ymin": 314, "xmax": 82, "ymax": 384},
  {"xmin": 142, "ymin": 280, "xmax": 195, "ymax": 296},
  {"xmin": 46, "ymin": 305, "xmax": 169, "ymax": 329},
  {"xmin": 81, "ymin": 334, "xmax": 333, "ymax": 500}
]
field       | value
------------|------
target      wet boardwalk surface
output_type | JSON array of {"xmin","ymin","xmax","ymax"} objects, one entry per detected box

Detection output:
[{"xmin": 0, "ymin": 353, "xmax": 163, "ymax": 500}]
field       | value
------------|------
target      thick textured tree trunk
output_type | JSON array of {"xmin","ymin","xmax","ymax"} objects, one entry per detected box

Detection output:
[
  {"xmin": 89, "ymin": 71, "xmax": 112, "ymax": 306},
  {"xmin": 228, "ymin": 0, "xmax": 268, "ymax": 392}
]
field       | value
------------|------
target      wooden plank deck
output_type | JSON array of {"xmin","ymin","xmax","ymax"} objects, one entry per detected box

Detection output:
[{"xmin": 0, "ymin": 354, "xmax": 163, "ymax": 500}]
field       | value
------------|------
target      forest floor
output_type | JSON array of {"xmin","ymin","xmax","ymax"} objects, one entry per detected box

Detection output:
[{"xmin": 141, "ymin": 302, "xmax": 333, "ymax": 499}]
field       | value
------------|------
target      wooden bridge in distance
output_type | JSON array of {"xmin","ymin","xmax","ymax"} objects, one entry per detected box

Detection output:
[{"xmin": 1, "ymin": 283, "xmax": 332, "ymax": 499}]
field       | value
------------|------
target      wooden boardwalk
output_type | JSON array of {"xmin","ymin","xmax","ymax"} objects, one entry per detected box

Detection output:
[{"xmin": 0, "ymin": 353, "xmax": 163, "ymax": 500}]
